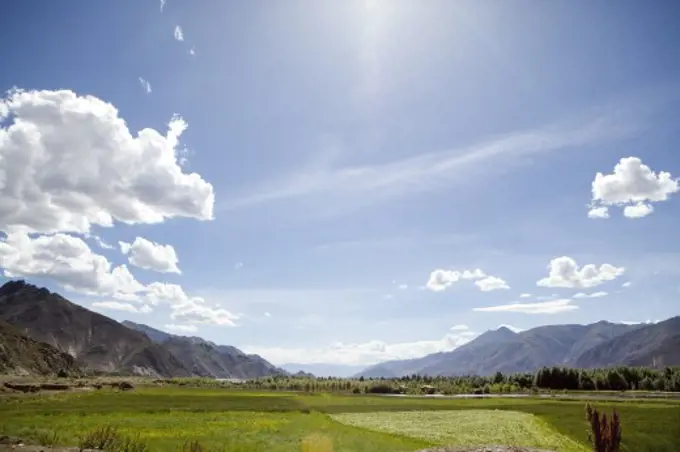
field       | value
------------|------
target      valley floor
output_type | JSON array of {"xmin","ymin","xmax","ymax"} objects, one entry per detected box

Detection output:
[{"xmin": 0, "ymin": 386, "xmax": 679, "ymax": 451}]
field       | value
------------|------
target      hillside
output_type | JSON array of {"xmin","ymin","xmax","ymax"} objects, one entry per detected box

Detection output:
[
  {"xmin": 574, "ymin": 316, "xmax": 680, "ymax": 368},
  {"xmin": 356, "ymin": 320, "xmax": 655, "ymax": 377},
  {"xmin": 0, "ymin": 320, "xmax": 81, "ymax": 376},
  {"xmin": 123, "ymin": 321, "xmax": 286, "ymax": 379},
  {"xmin": 0, "ymin": 280, "xmax": 190, "ymax": 377}
]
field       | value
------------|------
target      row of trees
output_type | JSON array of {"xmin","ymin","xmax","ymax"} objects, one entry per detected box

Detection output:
[{"xmin": 233, "ymin": 366, "xmax": 680, "ymax": 394}]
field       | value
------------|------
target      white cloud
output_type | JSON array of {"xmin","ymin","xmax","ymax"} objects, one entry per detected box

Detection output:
[
  {"xmin": 498, "ymin": 324, "xmax": 523, "ymax": 333},
  {"xmin": 450, "ymin": 324, "xmax": 469, "ymax": 331},
  {"xmin": 234, "ymin": 262, "xmax": 244, "ymax": 270},
  {"xmin": 537, "ymin": 256, "xmax": 625, "ymax": 289},
  {"xmin": 618, "ymin": 319, "xmax": 659, "ymax": 326},
  {"xmin": 174, "ymin": 25, "xmax": 184, "ymax": 41},
  {"xmin": 397, "ymin": 284, "xmax": 408, "ymax": 290},
  {"xmin": 427, "ymin": 269, "xmax": 508, "ymax": 292},
  {"xmin": 587, "ymin": 206, "xmax": 610, "ymax": 219},
  {"xmin": 88, "ymin": 235, "xmax": 114, "ymax": 250},
  {"xmin": 144, "ymin": 282, "xmax": 240, "ymax": 326},
  {"xmin": 475, "ymin": 276, "xmax": 510, "ymax": 292},
  {"xmin": 519, "ymin": 293, "xmax": 532, "ymax": 298},
  {"xmin": 119, "ymin": 237, "xmax": 181, "ymax": 274},
  {"xmin": 573, "ymin": 291, "xmax": 608, "ymax": 299},
  {"xmin": 0, "ymin": 232, "xmax": 145, "ymax": 298},
  {"xmin": 622, "ymin": 281, "xmax": 632, "ymax": 288},
  {"xmin": 91, "ymin": 301, "xmax": 152, "ymax": 314},
  {"xmin": 189, "ymin": 47, "xmax": 196, "ymax": 56},
  {"xmin": 0, "ymin": 89, "xmax": 214, "ymax": 236},
  {"xmin": 425, "ymin": 268, "xmax": 486, "ymax": 292},
  {"xmin": 243, "ymin": 327, "xmax": 479, "ymax": 366},
  {"xmin": 264, "ymin": 312, "xmax": 271, "ymax": 318},
  {"xmin": 164, "ymin": 324, "xmax": 198, "ymax": 333},
  {"xmin": 623, "ymin": 202, "xmax": 654, "ymax": 218},
  {"xmin": 535, "ymin": 293, "xmax": 559, "ymax": 300},
  {"xmin": 160, "ymin": 0, "xmax": 165, "ymax": 12},
  {"xmin": 589, "ymin": 157, "xmax": 679, "ymax": 219},
  {"xmin": 474, "ymin": 299, "xmax": 578, "ymax": 314},
  {"xmin": 138, "ymin": 77, "xmax": 152, "ymax": 94}
]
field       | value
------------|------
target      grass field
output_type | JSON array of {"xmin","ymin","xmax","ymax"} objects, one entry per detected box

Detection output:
[
  {"xmin": 1, "ymin": 387, "xmax": 679, "ymax": 451},
  {"xmin": 331, "ymin": 410, "xmax": 587, "ymax": 451}
]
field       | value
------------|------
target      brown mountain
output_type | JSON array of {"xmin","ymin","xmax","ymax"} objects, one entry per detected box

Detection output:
[
  {"xmin": 122, "ymin": 321, "xmax": 287, "ymax": 379},
  {"xmin": 0, "ymin": 280, "xmax": 190, "ymax": 377},
  {"xmin": 0, "ymin": 320, "xmax": 80, "ymax": 376}
]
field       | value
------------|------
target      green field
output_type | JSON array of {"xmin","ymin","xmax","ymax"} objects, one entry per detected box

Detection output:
[{"xmin": 1, "ymin": 387, "xmax": 679, "ymax": 451}]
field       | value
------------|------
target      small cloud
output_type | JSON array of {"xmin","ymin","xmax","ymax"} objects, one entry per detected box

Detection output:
[
  {"xmin": 383, "ymin": 294, "xmax": 394, "ymax": 300},
  {"xmin": 587, "ymin": 206, "xmax": 610, "ymax": 219},
  {"xmin": 618, "ymin": 319, "xmax": 658, "ymax": 326},
  {"xmin": 474, "ymin": 299, "xmax": 578, "ymax": 315},
  {"xmin": 174, "ymin": 25, "xmax": 184, "ymax": 41},
  {"xmin": 138, "ymin": 77, "xmax": 152, "ymax": 94},
  {"xmin": 264, "ymin": 312, "xmax": 271, "ymax": 318},
  {"xmin": 234, "ymin": 262, "xmax": 244, "ymax": 270},
  {"xmin": 397, "ymin": 284, "xmax": 408, "ymax": 290},
  {"xmin": 89, "ymin": 235, "xmax": 114, "ymax": 250},
  {"xmin": 160, "ymin": 0, "xmax": 166, "ymax": 12},
  {"xmin": 572, "ymin": 291, "xmax": 608, "ymax": 299},
  {"xmin": 623, "ymin": 202, "xmax": 654, "ymax": 218},
  {"xmin": 519, "ymin": 293, "xmax": 532, "ymax": 298},
  {"xmin": 475, "ymin": 276, "xmax": 510, "ymax": 292},
  {"xmin": 164, "ymin": 324, "xmax": 198, "ymax": 333},
  {"xmin": 498, "ymin": 324, "xmax": 523, "ymax": 333},
  {"xmin": 622, "ymin": 281, "xmax": 632, "ymax": 288},
  {"xmin": 450, "ymin": 324, "xmax": 469, "ymax": 331},
  {"xmin": 426, "ymin": 268, "xmax": 502, "ymax": 292},
  {"xmin": 189, "ymin": 47, "xmax": 196, "ymax": 56},
  {"xmin": 91, "ymin": 301, "xmax": 152, "ymax": 314}
]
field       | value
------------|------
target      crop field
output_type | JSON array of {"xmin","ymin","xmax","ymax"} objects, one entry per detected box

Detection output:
[
  {"xmin": 1, "ymin": 387, "xmax": 679, "ymax": 451},
  {"xmin": 330, "ymin": 410, "xmax": 587, "ymax": 451}
]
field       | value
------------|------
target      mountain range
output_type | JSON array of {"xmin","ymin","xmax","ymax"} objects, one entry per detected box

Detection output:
[
  {"xmin": 0, "ymin": 280, "xmax": 285, "ymax": 378},
  {"xmin": 355, "ymin": 317, "xmax": 680, "ymax": 378},
  {"xmin": 1, "ymin": 279, "xmax": 679, "ymax": 379}
]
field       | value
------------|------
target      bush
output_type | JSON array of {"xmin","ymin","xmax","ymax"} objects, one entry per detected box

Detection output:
[
  {"xmin": 585, "ymin": 403, "xmax": 622, "ymax": 452},
  {"xmin": 79, "ymin": 426, "xmax": 148, "ymax": 452}
]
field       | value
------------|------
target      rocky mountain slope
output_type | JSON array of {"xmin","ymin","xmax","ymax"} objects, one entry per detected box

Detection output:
[
  {"xmin": 355, "ymin": 319, "xmax": 680, "ymax": 378},
  {"xmin": 122, "ymin": 321, "xmax": 286, "ymax": 379},
  {"xmin": 0, "ymin": 320, "xmax": 81, "ymax": 376},
  {"xmin": 0, "ymin": 280, "xmax": 189, "ymax": 377},
  {"xmin": 574, "ymin": 316, "xmax": 680, "ymax": 368}
]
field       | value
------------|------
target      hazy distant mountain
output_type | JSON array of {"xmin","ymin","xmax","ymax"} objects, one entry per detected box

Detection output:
[
  {"xmin": 574, "ymin": 316, "xmax": 680, "ymax": 368},
  {"xmin": 0, "ymin": 319, "xmax": 81, "ymax": 376},
  {"xmin": 281, "ymin": 363, "xmax": 367, "ymax": 378},
  {"xmin": 355, "ymin": 320, "xmax": 663, "ymax": 377},
  {"xmin": 122, "ymin": 321, "xmax": 287, "ymax": 379},
  {"xmin": 0, "ymin": 280, "xmax": 190, "ymax": 377}
]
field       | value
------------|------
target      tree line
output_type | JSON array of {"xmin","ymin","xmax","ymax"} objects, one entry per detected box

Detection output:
[{"xmin": 235, "ymin": 366, "xmax": 680, "ymax": 394}]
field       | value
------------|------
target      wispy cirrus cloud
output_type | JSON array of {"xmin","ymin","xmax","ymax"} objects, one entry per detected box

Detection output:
[{"xmin": 218, "ymin": 104, "xmax": 643, "ymax": 213}]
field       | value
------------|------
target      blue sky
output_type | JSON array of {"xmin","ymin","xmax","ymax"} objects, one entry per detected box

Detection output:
[{"xmin": 1, "ymin": 0, "xmax": 679, "ymax": 368}]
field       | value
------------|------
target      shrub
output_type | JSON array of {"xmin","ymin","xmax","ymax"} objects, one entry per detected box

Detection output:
[
  {"xmin": 585, "ymin": 403, "xmax": 622, "ymax": 452},
  {"xmin": 78, "ymin": 426, "xmax": 148, "ymax": 452},
  {"xmin": 366, "ymin": 383, "xmax": 394, "ymax": 394}
]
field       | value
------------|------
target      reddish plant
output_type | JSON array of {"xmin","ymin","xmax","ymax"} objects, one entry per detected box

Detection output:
[{"xmin": 585, "ymin": 403, "xmax": 622, "ymax": 452}]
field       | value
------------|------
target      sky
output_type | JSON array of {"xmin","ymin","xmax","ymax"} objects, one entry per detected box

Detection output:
[{"xmin": 1, "ymin": 0, "xmax": 679, "ymax": 370}]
